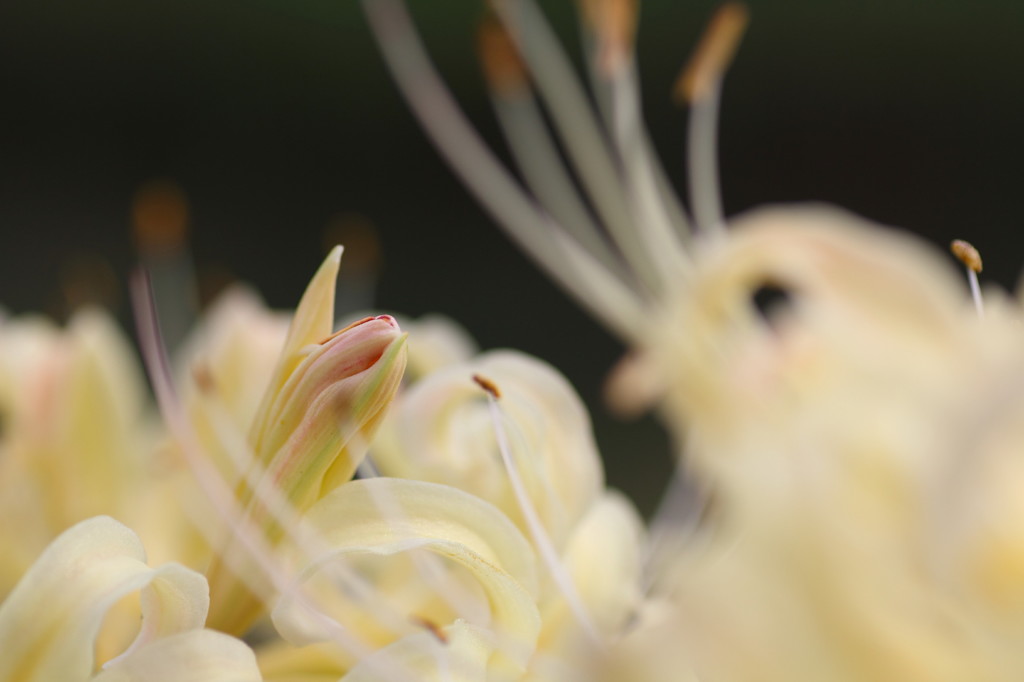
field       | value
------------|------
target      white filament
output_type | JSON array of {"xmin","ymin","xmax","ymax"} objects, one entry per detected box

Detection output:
[
  {"xmin": 491, "ymin": 0, "xmax": 684, "ymax": 297},
  {"xmin": 480, "ymin": 385, "xmax": 602, "ymax": 644},
  {"xmin": 362, "ymin": 0, "xmax": 646, "ymax": 341},
  {"xmin": 687, "ymin": 79, "xmax": 727, "ymax": 236},
  {"xmin": 490, "ymin": 91, "xmax": 628, "ymax": 281},
  {"xmin": 967, "ymin": 268, "xmax": 984, "ymax": 317},
  {"xmin": 606, "ymin": 60, "xmax": 693, "ymax": 277}
]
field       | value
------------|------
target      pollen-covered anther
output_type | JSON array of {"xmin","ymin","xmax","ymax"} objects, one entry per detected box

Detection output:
[
  {"xmin": 410, "ymin": 615, "xmax": 449, "ymax": 644},
  {"xmin": 191, "ymin": 362, "xmax": 216, "ymax": 394},
  {"xmin": 478, "ymin": 15, "xmax": 529, "ymax": 96},
  {"xmin": 675, "ymin": 1, "xmax": 750, "ymax": 103},
  {"xmin": 951, "ymin": 239, "xmax": 983, "ymax": 273},
  {"xmin": 132, "ymin": 179, "xmax": 189, "ymax": 256},
  {"xmin": 576, "ymin": 0, "xmax": 638, "ymax": 76},
  {"xmin": 472, "ymin": 373, "xmax": 502, "ymax": 398}
]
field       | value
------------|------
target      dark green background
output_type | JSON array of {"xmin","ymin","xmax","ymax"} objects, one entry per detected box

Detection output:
[{"xmin": 3, "ymin": 1, "xmax": 1022, "ymax": 510}]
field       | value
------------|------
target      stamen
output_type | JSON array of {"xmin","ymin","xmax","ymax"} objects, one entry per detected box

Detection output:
[
  {"xmin": 951, "ymin": 239, "xmax": 985, "ymax": 317},
  {"xmin": 575, "ymin": 0, "xmax": 693, "ymax": 273},
  {"xmin": 478, "ymin": 16, "xmax": 529, "ymax": 98},
  {"xmin": 479, "ymin": 17, "xmax": 632, "ymax": 279},
  {"xmin": 471, "ymin": 373, "xmax": 502, "ymax": 399},
  {"xmin": 410, "ymin": 615, "xmax": 449, "ymax": 644},
  {"xmin": 362, "ymin": 0, "xmax": 646, "ymax": 341},
  {"xmin": 676, "ymin": 3, "xmax": 749, "ymax": 104},
  {"xmin": 491, "ymin": 0, "xmax": 681, "ymax": 295},
  {"xmin": 323, "ymin": 214, "xmax": 381, "ymax": 317},
  {"xmin": 576, "ymin": 0, "xmax": 638, "ymax": 78},
  {"xmin": 575, "ymin": 3, "xmax": 694, "ymax": 247},
  {"xmin": 132, "ymin": 179, "xmax": 198, "ymax": 352},
  {"xmin": 605, "ymin": 62, "xmax": 693, "ymax": 279},
  {"xmin": 676, "ymin": 2, "xmax": 749, "ymax": 237},
  {"xmin": 191, "ymin": 362, "xmax": 216, "ymax": 394},
  {"xmin": 475, "ymin": 373, "xmax": 602, "ymax": 644}
]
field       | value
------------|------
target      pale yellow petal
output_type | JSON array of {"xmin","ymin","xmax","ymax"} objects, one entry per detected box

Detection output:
[
  {"xmin": 62, "ymin": 308, "xmax": 148, "ymax": 525},
  {"xmin": 93, "ymin": 630, "xmax": 262, "ymax": 682},
  {"xmin": 272, "ymin": 479, "xmax": 540, "ymax": 671},
  {"xmin": 258, "ymin": 640, "xmax": 351, "ymax": 682},
  {"xmin": 0, "ymin": 516, "xmax": 208, "ymax": 681},
  {"xmin": 373, "ymin": 350, "xmax": 603, "ymax": 548},
  {"xmin": 559, "ymin": 491, "xmax": 644, "ymax": 633},
  {"xmin": 0, "ymin": 309, "xmax": 148, "ymax": 596}
]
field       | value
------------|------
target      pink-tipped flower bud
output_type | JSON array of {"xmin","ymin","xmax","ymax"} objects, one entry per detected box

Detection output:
[
  {"xmin": 252, "ymin": 314, "xmax": 408, "ymax": 513},
  {"xmin": 205, "ymin": 247, "xmax": 407, "ymax": 635}
]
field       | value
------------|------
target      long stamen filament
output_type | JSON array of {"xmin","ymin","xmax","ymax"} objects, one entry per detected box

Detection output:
[
  {"xmin": 486, "ymin": 77, "xmax": 628, "ymax": 279},
  {"xmin": 474, "ymin": 374, "xmax": 602, "ymax": 645},
  {"xmin": 607, "ymin": 65, "xmax": 694, "ymax": 272},
  {"xmin": 676, "ymin": 2, "xmax": 750, "ymax": 237},
  {"xmin": 362, "ymin": 0, "xmax": 645, "ymax": 341},
  {"xmin": 491, "ymin": 0, "xmax": 674, "ymax": 294},
  {"xmin": 686, "ymin": 80, "xmax": 726, "ymax": 236}
]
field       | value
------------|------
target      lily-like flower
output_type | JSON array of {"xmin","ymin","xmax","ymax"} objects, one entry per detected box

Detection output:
[
  {"xmin": 365, "ymin": 0, "xmax": 1024, "ymax": 679},
  {"xmin": 0, "ymin": 308, "xmax": 149, "ymax": 599},
  {"xmin": 0, "ymin": 516, "xmax": 260, "ymax": 682}
]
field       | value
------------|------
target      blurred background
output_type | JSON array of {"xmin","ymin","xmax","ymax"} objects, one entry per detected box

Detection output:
[{"xmin": 2, "ymin": 0, "xmax": 1022, "ymax": 511}]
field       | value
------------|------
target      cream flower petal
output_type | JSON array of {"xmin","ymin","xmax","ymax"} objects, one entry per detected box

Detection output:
[
  {"xmin": 272, "ymin": 479, "xmax": 540, "ymax": 670},
  {"xmin": 93, "ymin": 630, "xmax": 262, "ymax": 682},
  {"xmin": 559, "ymin": 491, "xmax": 645, "ymax": 634},
  {"xmin": 0, "ymin": 309, "xmax": 148, "ymax": 596},
  {"xmin": 0, "ymin": 516, "xmax": 208, "ymax": 681},
  {"xmin": 256, "ymin": 640, "xmax": 352, "ymax": 682},
  {"xmin": 373, "ymin": 351, "xmax": 602, "ymax": 548}
]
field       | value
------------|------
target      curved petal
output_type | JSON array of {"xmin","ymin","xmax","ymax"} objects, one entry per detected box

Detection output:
[
  {"xmin": 373, "ymin": 351, "xmax": 603, "ymax": 547},
  {"xmin": 0, "ymin": 516, "xmax": 208, "ymax": 681},
  {"xmin": 559, "ymin": 491, "xmax": 645, "ymax": 632},
  {"xmin": 256, "ymin": 640, "xmax": 351, "ymax": 682},
  {"xmin": 93, "ymin": 630, "xmax": 261, "ymax": 682},
  {"xmin": 272, "ymin": 479, "xmax": 540, "ymax": 671}
]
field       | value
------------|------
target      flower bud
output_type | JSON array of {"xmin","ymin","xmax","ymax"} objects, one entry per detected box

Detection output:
[
  {"xmin": 251, "ymin": 313, "xmax": 408, "ymax": 512},
  {"xmin": 205, "ymin": 247, "xmax": 407, "ymax": 635}
]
